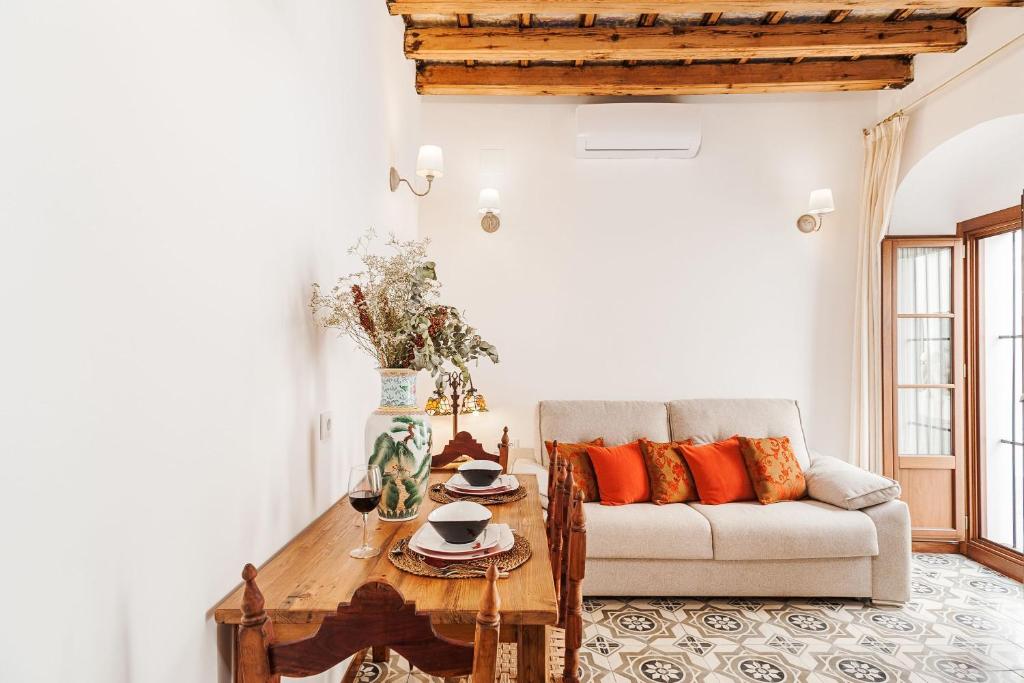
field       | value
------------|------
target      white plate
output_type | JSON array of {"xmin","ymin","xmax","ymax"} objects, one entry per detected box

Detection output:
[
  {"xmin": 445, "ymin": 474, "xmax": 519, "ymax": 495},
  {"xmin": 410, "ymin": 524, "xmax": 514, "ymax": 561},
  {"xmin": 411, "ymin": 522, "xmax": 501, "ymax": 555}
]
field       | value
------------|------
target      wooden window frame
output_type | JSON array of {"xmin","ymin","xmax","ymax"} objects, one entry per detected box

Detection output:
[
  {"xmin": 958, "ymin": 205, "xmax": 1024, "ymax": 581},
  {"xmin": 881, "ymin": 236, "xmax": 966, "ymax": 547}
]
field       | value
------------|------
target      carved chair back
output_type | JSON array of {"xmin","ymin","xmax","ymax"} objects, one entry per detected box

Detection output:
[{"xmin": 236, "ymin": 563, "xmax": 501, "ymax": 683}]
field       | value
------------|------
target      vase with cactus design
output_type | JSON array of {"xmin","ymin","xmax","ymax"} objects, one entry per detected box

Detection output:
[{"xmin": 366, "ymin": 368, "xmax": 432, "ymax": 521}]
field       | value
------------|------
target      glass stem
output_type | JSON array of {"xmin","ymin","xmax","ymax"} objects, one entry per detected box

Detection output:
[{"xmin": 362, "ymin": 512, "xmax": 369, "ymax": 549}]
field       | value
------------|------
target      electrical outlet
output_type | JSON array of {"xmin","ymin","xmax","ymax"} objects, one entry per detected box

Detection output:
[{"xmin": 319, "ymin": 412, "xmax": 333, "ymax": 441}]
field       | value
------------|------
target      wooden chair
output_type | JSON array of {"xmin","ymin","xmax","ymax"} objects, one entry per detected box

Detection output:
[
  {"xmin": 237, "ymin": 563, "xmax": 502, "ymax": 683},
  {"xmin": 560, "ymin": 489, "xmax": 587, "ymax": 683},
  {"xmin": 493, "ymin": 487, "xmax": 587, "ymax": 683},
  {"xmin": 432, "ymin": 426, "xmax": 511, "ymax": 471}
]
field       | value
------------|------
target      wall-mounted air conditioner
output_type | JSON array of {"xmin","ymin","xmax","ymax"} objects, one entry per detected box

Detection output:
[{"xmin": 575, "ymin": 103, "xmax": 701, "ymax": 159}]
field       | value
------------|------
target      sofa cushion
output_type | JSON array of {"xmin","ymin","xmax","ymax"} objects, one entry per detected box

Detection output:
[
  {"xmin": 738, "ymin": 436, "xmax": 807, "ymax": 504},
  {"xmin": 585, "ymin": 502, "xmax": 714, "ymax": 560},
  {"xmin": 668, "ymin": 399, "xmax": 812, "ymax": 470},
  {"xmin": 587, "ymin": 442, "xmax": 651, "ymax": 505},
  {"xmin": 680, "ymin": 437, "xmax": 756, "ymax": 505},
  {"xmin": 546, "ymin": 438, "xmax": 603, "ymax": 502},
  {"xmin": 806, "ymin": 454, "xmax": 901, "ymax": 510},
  {"xmin": 539, "ymin": 401, "xmax": 670, "ymax": 462},
  {"xmin": 639, "ymin": 439, "xmax": 698, "ymax": 504},
  {"xmin": 690, "ymin": 500, "xmax": 879, "ymax": 560}
]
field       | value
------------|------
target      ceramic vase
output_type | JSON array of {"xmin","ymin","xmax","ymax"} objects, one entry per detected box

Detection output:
[{"xmin": 365, "ymin": 368, "xmax": 433, "ymax": 522}]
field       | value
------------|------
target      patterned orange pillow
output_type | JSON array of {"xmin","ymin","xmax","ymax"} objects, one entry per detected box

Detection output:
[
  {"xmin": 545, "ymin": 438, "xmax": 604, "ymax": 502},
  {"xmin": 738, "ymin": 436, "xmax": 807, "ymax": 504},
  {"xmin": 639, "ymin": 439, "xmax": 697, "ymax": 504}
]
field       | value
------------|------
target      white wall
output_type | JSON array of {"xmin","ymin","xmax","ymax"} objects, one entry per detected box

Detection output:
[
  {"xmin": 0, "ymin": 2, "xmax": 419, "ymax": 681},
  {"xmin": 890, "ymin": 114, "xmax": 1024, "ymax": 235},
  {"xmin": 878, "ymin": 8, "xmax": 1024, "ymax": 193},
  {"xmin": 417, "ymin": 95, "xmax": 878, "ymax": 460}
]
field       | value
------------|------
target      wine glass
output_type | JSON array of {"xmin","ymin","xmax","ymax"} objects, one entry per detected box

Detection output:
[{"xmin": 348, "ymin": 464, "xmax": 383, "ymax": 559}]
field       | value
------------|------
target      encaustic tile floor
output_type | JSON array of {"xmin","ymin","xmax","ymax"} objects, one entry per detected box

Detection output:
[{"xmin": 353, "ymin": 554, "xmax": 1024, "ymax": 682}]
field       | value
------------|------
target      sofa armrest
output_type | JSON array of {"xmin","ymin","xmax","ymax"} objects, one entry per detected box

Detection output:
[
  {"xmin": 805, "ymin": 453, "xmax": 901, "ymax": 510},
  {"xmin": 512, "ymin": 458, "xmax": 549, "ymax": 510},
  {"xmin": 861, "ymin": 499, "xmax": 911, "ymax": 603}
]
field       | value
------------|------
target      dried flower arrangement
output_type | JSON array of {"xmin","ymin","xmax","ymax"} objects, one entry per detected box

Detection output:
[{"xmin": 310, "ymin": 231, "xmax": 499, "ymax": 382}]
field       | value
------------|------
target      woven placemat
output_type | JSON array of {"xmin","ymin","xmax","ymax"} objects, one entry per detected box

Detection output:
[
  {"xmin": 428, "ymin": 482, "xmax": 528, "ymax": 506},
  {"xmin": 388, "ymin": 532, "xmax": 532, "ymax": 579}
]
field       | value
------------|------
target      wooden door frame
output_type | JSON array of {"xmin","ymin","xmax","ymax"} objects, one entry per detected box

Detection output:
[
  {"xmin": 881, "ymin": 236, "xmax": 966, "ymax": 547},
  {"xmin": 958, "ymin": 205, "xmax": 1024, "ymax": 581}
]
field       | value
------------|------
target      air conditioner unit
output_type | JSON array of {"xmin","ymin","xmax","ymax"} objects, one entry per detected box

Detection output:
[{"xmin": 575, "ymin": 103, "xmax": 701, "ymax": 159}]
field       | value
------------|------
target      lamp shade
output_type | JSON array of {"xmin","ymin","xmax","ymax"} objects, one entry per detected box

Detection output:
[
  {"xmin": 416, "ymin": 145, "xmax": 444, "ymax": 179},
  {"xmin": 808, "ymin": 188, "xmax": 835, "ymax": 215},
  {"xmin": 478, "ymin": 187, "xmax": 501, "ymax": 214}
]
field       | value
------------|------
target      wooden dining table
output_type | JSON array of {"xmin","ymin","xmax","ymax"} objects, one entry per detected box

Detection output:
[{"xmin": 213, "ymin": 471, "xmax": 558, "ymax": 681}]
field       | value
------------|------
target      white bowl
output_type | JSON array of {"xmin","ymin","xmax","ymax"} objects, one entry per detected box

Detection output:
[
  {"xmin": 458, "ymin": 459, "xmax": 503, "ymax": 486},
  {"xmin": 427, "ymin": 501, "xmax": 493, "ymax": 544}
]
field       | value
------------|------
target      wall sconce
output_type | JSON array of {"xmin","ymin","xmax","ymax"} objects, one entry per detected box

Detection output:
[
  {"xmin": 478, "ymin": 188, "xmax": 501, "ymax": 233},
  {"xmin": 796, "ymin": 188, "xmax": 835, "ymax": 233},
  {"xmin": 389, "ymin": 145, "xmax": 444, "ymax": 197}
]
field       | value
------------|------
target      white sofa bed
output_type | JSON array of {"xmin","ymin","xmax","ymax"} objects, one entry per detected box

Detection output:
[{"xmin": 516, "ymin": 399, "xmax": 911, "ymax": 604}]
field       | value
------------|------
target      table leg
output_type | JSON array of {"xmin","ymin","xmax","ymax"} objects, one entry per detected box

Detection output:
[
  {"xmin": 216, "ymin": 623, "xmax": 238, "ymax": 683},
  {"xmin": 372, "ymin": 645, "xmax": 390, "ymax": 663},
  {"xmin": 517, "ymin": 624, "xmax": 550, "ymax": 683}
]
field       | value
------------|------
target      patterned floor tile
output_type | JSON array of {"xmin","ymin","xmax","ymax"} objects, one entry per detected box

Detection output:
[{"xmin": 361, "ymin": 554, "xmax": 1023, "ymax": 681}]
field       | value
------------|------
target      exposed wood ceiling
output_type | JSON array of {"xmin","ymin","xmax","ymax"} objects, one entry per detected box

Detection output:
[{"xmin": 386, "ymin": 1, "xmax": 1022, "ymax": 95}]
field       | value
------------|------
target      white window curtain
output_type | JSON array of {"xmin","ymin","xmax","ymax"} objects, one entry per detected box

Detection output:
[{"xmin": 850, "ymin": 114, "xmax": 908, "ymax": 473}]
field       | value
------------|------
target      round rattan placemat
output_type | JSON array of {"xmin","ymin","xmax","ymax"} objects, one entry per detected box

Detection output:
[
  {"xmin": 387, "ymin": 532, "xmax": 531, "ymax": 579},
  {"xmin": 428, "ymin": 482, "xmax": 527, "ymax": 506}
]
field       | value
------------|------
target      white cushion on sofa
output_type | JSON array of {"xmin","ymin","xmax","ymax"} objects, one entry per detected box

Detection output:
[
  {"xmin": 806, "ymin": 454, "xmax": 901, "ymax": 510},
  {"xmin": 538, "ymin": 400, "xmax": 670, "ymax": 454},
  {"xmin": 585, "ymin": 502, "xmax": 714, "ymax": 560},
  {"xmin": 667, "ymin": 398, "xmax": 812, "ymax": 470},
  {"xmin": 690, "ymin": 500, "xmax": 879, "ymax": 561}
]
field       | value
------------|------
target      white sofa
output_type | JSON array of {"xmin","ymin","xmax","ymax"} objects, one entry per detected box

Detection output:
[{"xmin": 515, "ymin": 399, "xmax": 911, "ymax": 604}]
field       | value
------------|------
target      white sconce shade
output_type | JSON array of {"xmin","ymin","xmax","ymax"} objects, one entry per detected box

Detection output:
[
  {"xmin": 416, "ymin": 145, "xmax": 444, "ymax": 179},
  {"xmin": 478, "ymin": 188, "xmax": 501, "ymax": 214},
  {"xmin": 808, "ymin": 188, "xmax": 835, "ymax": 215}
]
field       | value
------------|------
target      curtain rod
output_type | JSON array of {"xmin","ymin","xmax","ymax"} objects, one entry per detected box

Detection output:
[{"xmin": 868, "ymin": 29, "xmax": 1024, "ymax": 133}]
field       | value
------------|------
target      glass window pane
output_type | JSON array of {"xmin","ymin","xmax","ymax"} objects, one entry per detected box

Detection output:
[
  {"xmin": 898, "ymin": 388, "xmax": 952, "ymax": 455},
  {"xmin": 897, "ymin": 247, "xmax": 951, "ymax": 313},
  {"xmin": 897, "ymin": 318, "xmax": 952, "ymax": 385}
]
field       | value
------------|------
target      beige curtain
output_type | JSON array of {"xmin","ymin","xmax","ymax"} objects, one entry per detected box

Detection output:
[{"xmin": 850, "ymin": 114, "xmax": 908, "ymax": 473}]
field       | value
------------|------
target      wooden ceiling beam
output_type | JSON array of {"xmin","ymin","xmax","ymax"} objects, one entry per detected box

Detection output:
[
  {"xmin": 405, "ymin": 20, "xmax": 966, "ymax": 61},
  {"xmin": 456, "ymin": 13, "xmax": 475, "ymax": 66},
  {"xmin": 388, "ymin": 0, "xmax": 1020, "ymax": 13},
  {"xmin": 953, "ymin": 6, "xmax": 979, "ymax": 17},
  {"xmin": 628, "ymin": 12, "xmax": 660, "ymax": 64},
  {"xmin": 575, "ymin": 13, "xmax": 597, "ymax": 65},
  {"xmin": 520, "ymin": 13, "xmax": 533, "ymax": 66},
  {"xmin": 416, "ymin": 59, "xmax": 913, "ymax": 95},
  {"xmin": 887, "ymin": 7, "xmax": 917, "ymax": 19}
]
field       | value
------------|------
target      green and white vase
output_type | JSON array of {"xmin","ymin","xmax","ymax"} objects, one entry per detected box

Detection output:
[{"xmin": 366, "ymin": 368, "xmax": 433, "ymax": 522}]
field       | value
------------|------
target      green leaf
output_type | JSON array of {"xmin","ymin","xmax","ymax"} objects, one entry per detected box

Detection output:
[
  {"xmin": 413, "ymin": 452, "xmax": 431, "ymax": 481},
  {"xmin": 368, "ymin": 433, "xmax": 395, "ymax": 469},
  {"xmin": 394, "ymin": 441, "xmax": 417, "ymax": 473},
  {"xmin": 402, "ymin": 477, "xmax": 422, "ymax": 507},
  {"xmin": 383, "ymin": 479, "xmax": 400, "ymax": 512}
]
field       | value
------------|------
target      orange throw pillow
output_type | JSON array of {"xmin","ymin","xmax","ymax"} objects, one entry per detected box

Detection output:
[
  {"xmin": 679, "ymin": 436, "xmax": 756, "ymax": 505},
  {"xmin": 545, "ymin": 438, "xmax": 603, "ymax": 502},
  {"xmin": 738, "ymin": 436, "xmax": 807, "ymax": 504},
  {"xmin": 639, "ymin": 439, "xmax": 698, "ymax": 504},
  {"xmin": 586, "ymin": 442, "xmax": 651, "ymax": 506}
]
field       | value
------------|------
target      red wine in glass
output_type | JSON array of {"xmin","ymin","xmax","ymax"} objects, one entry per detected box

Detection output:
[
  {"xmin": 349, "ymin": 490, "xmax": 381, "ymax": 514},
  {"xmin": 348, "ymin": 464, "xmax": 383, "ymax": 559}
]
